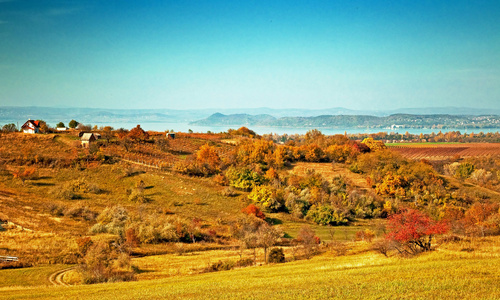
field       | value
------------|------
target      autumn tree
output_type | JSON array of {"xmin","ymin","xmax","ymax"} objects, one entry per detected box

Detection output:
[
  {"xmin": 462, "ymin": 202, "xmax": 500, "ymax": 237},
  {"xmin": 361, "ymin": 138, "xmax": 386, "ymax": 152},
  {"xmin": 128, "ymin": 125, "xmax": 149, "ymax": 141},
  {"xmin": 386, "ymin": 209, "xmax": 448, "ymax": 255},
  {"xmin": 196, "ymin": 144, "xmax": 221, "ymax": 173},
  {"xmin": 248, "ymin": 185, "xmax": 285, "ymax": 212},
  {"xmin": 37, "ymin": 120, "xmax": 50, "ymax": 133},
  {"xmin": 101, "ymin": 126, "xmax": 114, "ymax": 144}
]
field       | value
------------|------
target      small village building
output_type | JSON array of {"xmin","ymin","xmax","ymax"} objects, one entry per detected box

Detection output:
[
  {"xmin": 81, "ymin": 133, "xmax": 97, "ymax": 148},
  {"xmin": 167, "ymin": 132, "xmax": 176, "ymax": 139},
  {"xmin": 21, "ymin": 120, "xmax": 40, "ymax": 134},
  {"xmin": 56, "ymin": 127, "xmax": 68, "ymax": 131}
]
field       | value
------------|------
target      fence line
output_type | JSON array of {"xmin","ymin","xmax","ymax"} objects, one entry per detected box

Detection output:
[{"xmin": 0, "ymin": 256, "xmax": 18, "ymax": 262}]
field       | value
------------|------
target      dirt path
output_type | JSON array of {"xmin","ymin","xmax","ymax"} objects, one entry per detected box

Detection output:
[
  {"xmin": 48, "ymin": 266, "xmax": 76, "ymax": 286},
  {"xmin": 441, "ymin": 174, "xmax": 500, "ymax": 198},
  {"xmin": 121, "ymin": 158, "xmax": 161, "ymax": 169}
]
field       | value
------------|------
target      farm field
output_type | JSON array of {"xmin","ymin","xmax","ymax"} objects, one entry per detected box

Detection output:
[
  {"xmin": 387, "ymin": 143, "xmax": 500, "ymax": 160},
  {"xmin": 2, "ymin": 237, "xmax": 500, "ymax": 299}
]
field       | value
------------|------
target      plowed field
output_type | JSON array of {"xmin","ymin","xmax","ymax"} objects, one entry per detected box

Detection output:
[{"xmin": 388, "ymin": 143, "xmax": 500, "ymax": 160}]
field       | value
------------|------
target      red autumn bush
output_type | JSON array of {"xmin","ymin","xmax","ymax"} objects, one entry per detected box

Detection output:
[
  {"xmin": 242, "ymin": 204, "xmax": 266, "ymax": 220},
  {"xmin": 386, "ymin": 208, "xmax": 448, "ymax": 255}
]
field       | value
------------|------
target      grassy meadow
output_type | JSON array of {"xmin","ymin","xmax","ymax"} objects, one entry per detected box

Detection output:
[{"xmin": 2, "ymin": 239, "xmax": 500, "ymax": 299}]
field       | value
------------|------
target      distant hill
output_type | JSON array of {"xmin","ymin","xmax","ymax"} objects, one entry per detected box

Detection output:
[
  {"xmin": 191, "ymin": 113, "xmax": 276, "ymax": 126},
  {"xmin": 191, "ymin": 113, "xmax": 500, "ymax": 129}
]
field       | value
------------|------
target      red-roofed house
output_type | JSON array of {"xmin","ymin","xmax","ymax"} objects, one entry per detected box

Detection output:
[{"xmin": 21, "ymin": 120, "xmax": 40, "ymax": 134}]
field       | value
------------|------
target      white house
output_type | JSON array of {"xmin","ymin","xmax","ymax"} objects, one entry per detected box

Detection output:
[{"xmin": 21, "ymin": 120, "xmax": 40, "ymax": 134}]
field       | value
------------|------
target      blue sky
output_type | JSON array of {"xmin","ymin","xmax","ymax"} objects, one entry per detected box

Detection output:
[{"xmin": 0, "ymin": 0, "xmax": 499, "ymax": 110}]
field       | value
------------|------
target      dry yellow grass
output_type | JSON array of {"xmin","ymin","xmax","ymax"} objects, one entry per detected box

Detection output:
[
  {"xmin": 3, "ymin": 237, "xmax": 500, "ymax": 299},
  {"xmin": 291, "ymin": 162, "xmax": 370, "ymax": 191}
]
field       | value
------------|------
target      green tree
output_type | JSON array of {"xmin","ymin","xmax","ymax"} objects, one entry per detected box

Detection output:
[
  {"xmin": 455, "ymin": 162, "xmax": 475, "ymax": 179},
  {"xmin": 69, "ymin": 119, "xmax": 79, "ymax": 129},
  {"xmin": 56, "ymin": 122, "xmax": 65, "ymax": 128}
]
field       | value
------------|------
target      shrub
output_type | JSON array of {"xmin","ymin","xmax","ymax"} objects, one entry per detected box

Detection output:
[
  {"xmin": 125, "ymin": 228, "xmax": 139, "ymax": 247},
  {"xmin": 79, "ymin": 240, "xmax": 135, "ymax": 284},
  {"xmin": 89, "ymin": 206, "xmax": 129, "ymax": 237},
  {"xmin": 386, "ymin": 209, "xmax": 448, "ymax": 255},
  {"xmin": 213, "ymin": 174, "xmax": 229, "ymax": 186},
  {"xmin": 355, "ymin": 229, "xmax": 376, "ymax": 242},
  {"xmin": 47, "ymin": 203, "xmax": 65, "ymax": 217},
  {"xmin": 268, "ymin": 248, "xmax": 285, "ymax": 263},
  {"xmin": 221, "ymin": 186, "xmax": 238, "ymax": 197},
  {"xmin": 64, "ymin": 205, "xmax": 98, "ymax": 221},
  {"xmin": 128, "ymin": 190, "xmax": 150, "ymax": 203},
  {"xmin": 297, "ymin": 225, "xmax": 319, "ymax": 259},
  {"xmin": 235, "ymin": 258, "xmax": 254, "ymax": 267},
  {"xmin": 204, "ymin": 260, "xmax": 234, "ymax": 273},
  {"xmin": 306, "ymin": 205, "xmax": 349, "ymax": 226},
  {"xmin": 241, "ymin": 204, "xmax": 266, "ymax": 220},
  {"xmin": 226, "ymin": 167, "xmax": 264, "ymax": 191},
  {"xmin": 328, "ymin": 240, "xmax": 348, "ymax": 256},
  {"xmin": 248, "ymin": 185, "xmax": 285, "ymax": 212}
]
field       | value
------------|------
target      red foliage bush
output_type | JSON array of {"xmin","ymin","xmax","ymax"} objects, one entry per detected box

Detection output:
[
  {"xmin": 386, "ymin": 208, "xmax": 448, "ymax": 254},
  {"xmin": 242, "ymin": 204, "xmax": 266, "ymax": 220}
]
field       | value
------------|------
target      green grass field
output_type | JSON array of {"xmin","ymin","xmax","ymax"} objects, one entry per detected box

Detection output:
[{"xmin": 2, "ymin": 242, "xmax": 500, "ymax": 299}]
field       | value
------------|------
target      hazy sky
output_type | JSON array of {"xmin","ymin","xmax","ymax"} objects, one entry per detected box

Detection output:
[{"xmin": 1, "ymin": 1, "xmax": 499, "ymax": 110}]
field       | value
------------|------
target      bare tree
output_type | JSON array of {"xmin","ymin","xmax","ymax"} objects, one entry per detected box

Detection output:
[
  {"xmin": 297, "ymin": 225, "xmax": 319, "ymax": 259},
  {"xmin": 257, "ymin": 223, "xmax": 281, "ymax": 264}
]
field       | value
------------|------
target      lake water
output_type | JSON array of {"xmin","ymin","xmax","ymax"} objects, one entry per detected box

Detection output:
[
  {"xmin": 80, "ymin": 121, "xmax": 500, "ymax": 136},
  {"xmin": 3, "ymin": 119, "xmax": 500, "ymax": 135}
]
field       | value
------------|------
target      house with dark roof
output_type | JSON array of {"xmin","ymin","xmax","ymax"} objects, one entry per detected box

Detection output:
[
  {"xmin": 81, "ymin": 133, "xmax": 97, "ymax": 148},
  {"xmin": 21, "ymin": 120, "xmax": 40, "ymax": 134}
]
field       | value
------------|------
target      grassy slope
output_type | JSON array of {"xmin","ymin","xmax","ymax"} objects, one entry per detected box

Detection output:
[
  {"xmin": 2, "ymin": 248, "xmax": 500, "ymax": 299},
  {"xmin": 0, "ymin": 264, "xmax": 70, "ymax": 288}
]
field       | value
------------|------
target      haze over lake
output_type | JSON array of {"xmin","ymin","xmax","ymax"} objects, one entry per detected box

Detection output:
[{"xmin": 55, "ymin": 121, "xmax": 500, "ymax": 136}]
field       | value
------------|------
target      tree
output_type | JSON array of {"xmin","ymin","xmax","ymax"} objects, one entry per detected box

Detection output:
[
  {"xmin": 56, "ymin": 122, "xmax": 65, "ymax": 128},
  {"xmin": 386, "ymin": 209, "xmax": 448, "ymax": 255},
  {"xmin": 361, "ymin": 138, "xmax": 386, "ymax": 151},
  {"xmin": 257, "ymin": 224, "xmax": 281, "ymax": 264},
  {"xmin": 101, "ymin": 126, "xmax": 114, "ymax": 144},
  {"xmin": 2, "ymin": 123, "xmax": 17, "ymax": 132},
  {"xmin": 248, "ymin": 185, "xmax": 284, "ymax": 212},
  {"xmin": 128, "ymin": 125, "xmax": 149, "ymax": 141},
  {"xmin": 69, "ymin": 120, "xmax": 79, "ymax": 129},
  {"xmin": 196, "ymin": 144, "xmax": 221, "ymax": 172},
  {"xmin": 296, "ymin": 225, "xmax": 319, "ymax": 259},
  {"xmin": 37, "ymin": 120, "xmax": 50, "ymax": 133}
]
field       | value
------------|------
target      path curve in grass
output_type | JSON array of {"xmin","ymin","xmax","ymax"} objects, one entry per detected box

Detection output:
[{"xmin": 48, "ymin": 266, "xmax": 75, "ymax": 286}]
